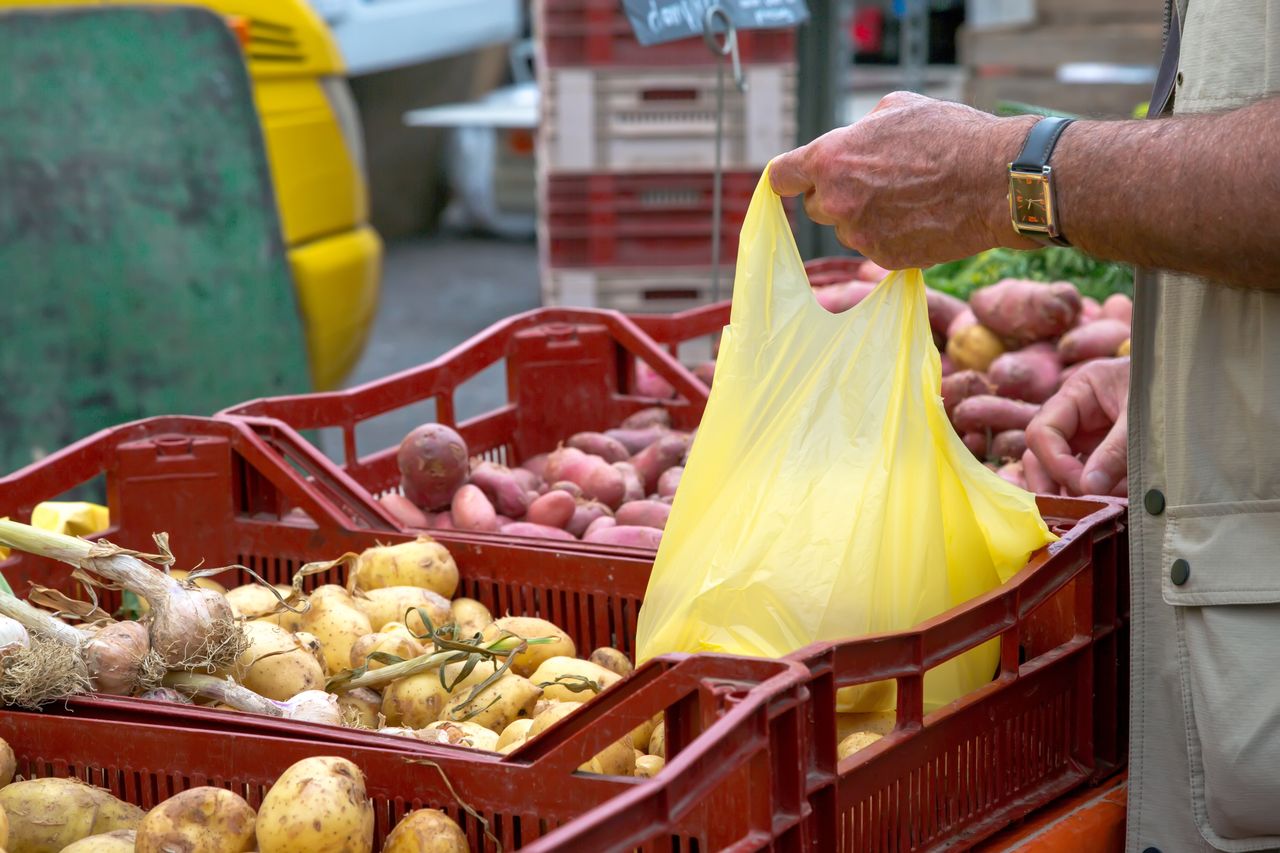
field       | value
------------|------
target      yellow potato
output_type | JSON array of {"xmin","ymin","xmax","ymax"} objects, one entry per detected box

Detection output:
[
  {"xmin": 381, "ymin": 672, "xmax": 451, "ymax": 729},
  {"xmin": 308, "ymin": 584, "xmax": 354, "ymax": 608},
  {"xmin": 946, "ymin": 324, "xmax": 1005, "ymax": 372},
  {"xmin": 450, "ymin": 598, "xmax": 492, "ymax": 637},
  {"xmin": 135, "ymin": 787, "xmax": 255, "ymax": 853},
  {"xmin": 60, "ymin": 829, "xmax": 136, "ymax": 852},
  {"xmin": 292, "ymin": 631, "xmax": 326, "ymax": 670},
  {"xmin": 355, "ymin": 587, "xmax": 451, "ymax": 638},
  {"xmin": 350, "ymin": 632, "xmax": 422, "ymax": 671},
  {"xmin": 526, "ymin": 704, "xmax": 632, "ymax": 774},
  {"xmin": 383, "ymin": 809, "xmax": 468, "ymax": 853},
  {"xmin": 441, "ymin": 659, "xmax": 500, "ymax": 696},
  {"xmin": 1117, "ymin": 338, "xmax": 1131, "ymax": 357},
  {"xmin": 527, "ymin": 656, "xmax": 621, "ymax": 703},
  {"xmin": 0, "ymin": 777, "xmax": 143, "ymax": 853},
  {"xmin": 836, "ymin": 711, "xmax": 896, "ymax": 743},
  {"xmin": 481, "ymin": 617, "xmax": 575, "ymax": 677},
  {"xmin": 301, "ymin": 601, "xmax": 372, "ymax": 676},
  {"xmin": 527, "ymin": 701, "xmax": 579, "ymax": 738},
  {"xmin": 587, "ymin": 647, "xmax": 634, "ymax": 677},
  {"xmin": 234, "ymin": 622, "xmax": 324, "ymax": 702},
  {"xmin": 628, "ymin": 717, "xmax": 656, "ymax": 756},
  {"xmin": 0, "ymin": 801, "xmax": 7, "ymax": 848},
  {"xmin": 225, "ymin": 584, "xmax": 292, "ymax": 621},
  {"xmin": 337, "ymin": 688, "xmax": 383, "ymax": 729},
  {"xmin": 256, "ymin": 757, "xmax": 373, "ymax": 853},
  {"xmin": 634, "ymin": 755, "xmax": 665, "ymax": 778},
  {"xmin": 354, "ymin": 537, "xmax": 459, "ymax": 598},
  {"xmin": 838, "ymin": 730, "xmax": 885, "ymax": 761},
  {"xmin": 649, "ymin": 722, "xmax": 665, "ymax": 758},
  {"xmin": 439, "ymin": 673, "xmax": 541, "ymax": 733},
  {"xmin": 418, "ymin": 721, "xmax": 499, "ymax": 752},
  {"xmin": 496, "ymin": 718, "xmax": 535, "ymax": 752},
  {"xmin": 0, "ymin": 736, "xmax": 13, "ymax": 786}
]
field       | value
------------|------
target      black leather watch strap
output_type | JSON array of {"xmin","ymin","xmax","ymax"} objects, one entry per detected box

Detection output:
[{"xmin": 1011, "ymin": 116, "xmax": 1075, "ymax": 172}]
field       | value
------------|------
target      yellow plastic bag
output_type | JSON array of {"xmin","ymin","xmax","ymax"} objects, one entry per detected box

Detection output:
[
  {"xmin": 635, "ymin": 170, "xmax": 1056, "ymax": 713},
  {"xmin": 0, "ymin": 502, "xmax": 109, "ymax": 561}
]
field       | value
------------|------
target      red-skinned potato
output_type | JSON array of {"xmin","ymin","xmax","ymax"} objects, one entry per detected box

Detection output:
[
  {"xmin": 616, "ymin": 500, "xmax": 671, "ymax": 530},
  {"xmin": 620, "ymin": 407, "xmax": 671, "ymax": 430},
  {"xmin": 511, "ymin": 467, "xmax": 542, "ymax": 493},
  {"xmin": 962, "ymin": 432, "xmax": 988, "ymax": 458},
  {"xmin": 941, "ymin": 370, "xmax": 995, "ymax": 418},
  {"xmin": 1102, "ymin": 293, "xmax": 1133, "ymax": 325},
  {"xmin": 431, "ymin": 512, "xmax": 455, "ymax": 530},
  {"xmin": 939, "ymin": 353, "xmax": 956, "ymax": 377},
  {"xmin": 549, "ymin": 480, "xmax": 583, "ymax": 499},
  {"xmin": 925, "ymin": 288, "xmax": 967, "ymax": 338},
  {"xmin": 585, "ymin": 525, "xmax": 663, "ymax": 549},
  {"xmin": 1080, "ymin": 296, "xmax": 1103, "ymax": 323},
  {"xmin": 567, "ymin": 432, "xmax": 630, "ymax": 463},
  {"xmin": 614, "ymin": 461, "xmax": 645, "ymax": 503},
  {"xmin": 635, "ymin": 362, "xmax": 676, "ymax": 399},
  {"xmin": 451, "ymin": 484, "xmax": 499, "ymax": 533},
  {"xmin": 583, "ymin": 516, "xmax": 617, "ymax": 538},
  {"xmin": 521, "ymin": 453, "xmax": 550, "ymax": 480},
  {"xmin": 567, "ymin": 501, "xmax": 613, "ymax": 538},
  {"xmin": 997, "ymin": 460, "xmax": 1028, "ymax": 489},
  {"xmin": 546, "ymin": 447, "xmax": 627, "ymax": 508},
  {"xmin": 987, "ymin": 344, "xmax": 1062, "ymax": 403},
  {"xmin": 1057, "ymin": 319, "xmax": 1131, "ymax": 364},
  {"xmin": 952, "ymin": 395, "xmax": 1040, "ymax": 434},
  {"xmin": 526, "ymin": 490, "xmax": 576, "ymax": 529},
  {"xmin": 629, "ymin": 434, "xmax": 691, "ymax": 493},
  {"xmin": 656, "ymin": 466, "xmax": 682, "ymax": 498},
  {"xmin": 693, "ymin": 360, "xmax": 715, "ymax": 386},
  {"xmin": 991, "ymin": 429, "xmax": 1028, "ymax": 462},
  {"xmin": 969, "ymin": 279, "xmax": 1082, "ymax": 344},
  {"xmin": 501, "ymin": 522, "xmax": 576, "ymax": 541},
  {"xmin": 469, "ymin": 460, "xmax": 533, "ymax": 518},
  {"xmin": 378, "ymin": 493, "xmax": 430, "ymax": 529},
  {"xmin": 947, "ymin": 307, "xmax": 978, "ymax": 340},
  {"xmin": 814, "ymin": 281, "xmax": 875, "ymax": 313},
  {"xmin": 605, "ymin": 426, "xmax": 668, "ymax": 455},
  {"xmin": 398, "ymin": 424, "xmax": 469, "ymax": 510}
]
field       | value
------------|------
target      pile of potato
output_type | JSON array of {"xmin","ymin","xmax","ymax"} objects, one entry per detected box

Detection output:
[
  {"xmin": 0, "ymin": 741, "xmax": 468, "ymax": 853},
  {"xmin": 221, "ymin": 536, "xmax": 666, "ymax": 778},
  {"xmin": 380, "ymin": 411, "xmax": 690, "ymax": 550}
]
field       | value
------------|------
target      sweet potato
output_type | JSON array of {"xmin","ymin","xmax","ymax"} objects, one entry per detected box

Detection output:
[
  {"xmin": 451, "ymin": 484, "xmax": 499, "ymax": 532},
  {"xmin": 997, "ymin": 460, "xmax": 1028, "ymax": 489},
  {"xmin": 946, "ymin": 324, "xmax": 1005, "ymax": 372},
  {"xmin": 614, "ymin": 461, "xmax": 645, "ymax": 503},
  {"xmin": 962, "ymin": 432, "xmax": 988, "ymax": 458},
  {"xmin": 616, "ymin": 500, "xmax": 671, "ymax": 530},
  {"xmin": 947, "ymin": 308, "xmax": 978, "ymax": 340},
  {"xmin": 814, "ymin": 281, "xmax": 875, "ymax": 313},
  {"xmin": 941, "ymin": 370, "xmax": 995, "ymax": 417},
  {"xmin": 585, "ymin": 525, "xmax": 663, "ymax": 549},
  {"xmin": 635, "ymin": 362, "xmax": 676, "ymax": 399},
  {"xmin": 605, "ymin": 426, "xmax": 668, "ymax": 455},
  {"xmin": 970, "ymin": 279, "xmax": 1082, "ymax": 343},
  {"xmin": 583, "ymin": 516, "xmax": 616, "ymax": 538},
  {"xmin": 526, "ymin": 490, "xmax": 576, "ymax": 529},
  {"xmin": 926, "ymin": 288, "xmax": 967, "ymax": 339},
  {"xmin": 549, "ymin": 480, "xmax": 583, "ymax": 499},
  {"xmin": 469, "ymin": 460, "xmax": 533, "ymax": 518},
  {"xmin": 546, "ymin": 447, "xmax": 627, "ymax": 508},
  {"xmin": 987, "ymin": 344, "xmax": 1062, "ymax": 403},
  {"xmin": 629, "ymin": 434, "xmax": 692, "ymax": 493},
  {"xmin": 510, "ymin": 467, "xmax": 542, "ymax": 493},
  {"xmin": 566, "ymin": 501, "xmax": 613, "ymax": 538},
  {"xmin": 501, "ymin": 522, "xmax": 576, "ymax": 541},
  {"xmin": 952, "ymin": 395, "xmax": 1040, "ymax": 434},
  {"xmin": 1080, "ymin": 296, "xmax": 1103, "ymax": 323},
  {"xmin": 1102, "ymin": 293, "xmax": 1133, "ymax": 325},
  {"xmin": 991, "ymin": 429, "xmax": 1028, "ymax": 462},
  {"xmin": 620, "ymin": 407, "xmax": 672, "ymax": 430},
  {"xmin": 567, "ymin": 432, "xmax": 630, "ymax": 463},
  {"xmin": 398, "ymin": 424, "xmax": 469, "ymax": 510},
  {"xmin": 378, "ymin": 493, "xmax": 430, "ymax": 529},
  {"xmin": 693, "ymin": 360, "xmax": 715, "ymax": 386},
  {"xmin": 656, "ymin": 466, "xmax": 682, "ymax": 499},
  {"xmin": 1056, "ymin": 319, "xmax": 1132, "ymax": 364}
]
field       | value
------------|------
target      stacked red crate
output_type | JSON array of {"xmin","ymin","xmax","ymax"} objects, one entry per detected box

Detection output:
[{"xmin": 535, "ymin": 0, "xmax": 798, "ymax": 312}]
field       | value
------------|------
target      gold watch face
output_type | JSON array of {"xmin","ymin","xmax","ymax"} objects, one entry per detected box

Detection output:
[{"xmin": 1009, "ymin": 172, "xmax": 1052, "ymax": 233}]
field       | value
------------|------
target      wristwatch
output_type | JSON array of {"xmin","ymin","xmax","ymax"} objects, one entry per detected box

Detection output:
[{"xmin": 1008, "ymin": 116, "xmax": 1075, "ymax": 247}]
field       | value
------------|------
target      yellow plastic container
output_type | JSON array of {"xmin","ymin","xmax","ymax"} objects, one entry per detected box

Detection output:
[{"xmin": 5, "ymin": 0, "xmax": 382, "ymax": 390}]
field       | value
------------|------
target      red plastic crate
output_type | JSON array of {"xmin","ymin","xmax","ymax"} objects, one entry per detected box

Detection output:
[
  {"xmin": 0, "ymin": 416, "xmax": 821, "ymax": 851},
  {"xmin": 536, "ymin": 0, "xmax": 796, "ymax": 68},
  {"xmin": 541, "ymin": 171, "xmax": 757, "ymax": 268}
]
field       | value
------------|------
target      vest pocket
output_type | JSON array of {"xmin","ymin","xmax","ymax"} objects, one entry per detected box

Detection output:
[{"xmin": 1163, "ymin": 501, "xmax": 1280, "ymax": 849}]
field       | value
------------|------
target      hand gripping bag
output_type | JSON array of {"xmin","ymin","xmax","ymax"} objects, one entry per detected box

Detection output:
[{"xmin": 635, "ymin": 170, "xmax": 1056, "ymax": 712}]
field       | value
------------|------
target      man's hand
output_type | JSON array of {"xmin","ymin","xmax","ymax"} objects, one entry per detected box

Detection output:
[
  {"xmin": 1024, "ymin": 357, "xmax": 1130, "ymax": 497},
  {"xmin": 769, "ymin": 91, "xmax": 1038, "ymax": 269}
]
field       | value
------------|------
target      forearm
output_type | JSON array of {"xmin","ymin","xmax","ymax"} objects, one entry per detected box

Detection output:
[{"xmin": 997, "ymin": 97, "xmax": 1280, "ymax": 288}]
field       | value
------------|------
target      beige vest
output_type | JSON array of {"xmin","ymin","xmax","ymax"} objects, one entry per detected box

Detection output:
[{"xmin": 1128, "ymin": 1, "xmax": 1280, "ymax": 851}]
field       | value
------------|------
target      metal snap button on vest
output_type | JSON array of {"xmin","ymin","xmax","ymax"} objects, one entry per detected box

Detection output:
[
  {"xmin": 1176, "ymin": 71, "xmax": 1184, "ymax": 86},
  {"xmin": 1144, "ymin": 489, "xmax": 1166, "ymax": 515},
  {"xmin": 1143, "ymin": 847, "xmax": 1162, "ymax": 853},
  {"xmin": 1171, "ymin": 559, "xmax": 1190, "ymax": 586}
]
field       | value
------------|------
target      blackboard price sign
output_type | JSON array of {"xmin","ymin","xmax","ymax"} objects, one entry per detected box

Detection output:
[{"xmin": 622, "ymin": 0, "xmax": 809, "ymax": 47}]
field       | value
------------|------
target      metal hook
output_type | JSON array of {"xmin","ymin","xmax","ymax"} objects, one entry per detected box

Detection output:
[{"xmin": 702, "ymin": 5, "xmax": 747, "ymax": 93}]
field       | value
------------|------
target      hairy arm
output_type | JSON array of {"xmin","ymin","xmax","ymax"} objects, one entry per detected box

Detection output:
[{"xmin": 771, "ymin": 92, "xmax": 1280, "ymax": 289}]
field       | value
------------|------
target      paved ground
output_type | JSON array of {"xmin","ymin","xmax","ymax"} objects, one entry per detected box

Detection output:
[{"xmin": 322, "ymin": 230, "xmax": 540, "ymax": 461}]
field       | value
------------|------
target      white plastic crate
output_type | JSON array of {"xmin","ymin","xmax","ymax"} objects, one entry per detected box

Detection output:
[
  {"xmin": 542, "ymin": 264, "xmax": 734, "ymax": 315},
  {"xmin": 538, "ymin": 64, "xmax": 797, "ymax": 173}
]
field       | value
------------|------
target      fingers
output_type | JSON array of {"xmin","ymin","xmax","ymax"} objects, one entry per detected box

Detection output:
[
  {"xmin": 1080, "ymin": 409, "xmax": 1129, "ymax": 496},
  {"xmin": 1022, "ymin": 449, "xmax": 1059, "ymax": 495},
  {"xmin": 1026, "ymin": 390, "xmax": 1086, "ymax": 494},
  {"xmin": 769, "ymin": 148, "xmax": 814, "ymax": 197}
]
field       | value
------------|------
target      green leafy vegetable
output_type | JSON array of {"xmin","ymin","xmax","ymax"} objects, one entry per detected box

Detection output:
[{"xmin": 924, "ymin": 248, "xmax": 1134, "ymax": 302}]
